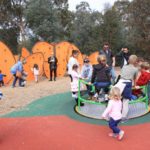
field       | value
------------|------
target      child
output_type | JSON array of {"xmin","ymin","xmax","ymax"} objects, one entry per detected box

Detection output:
[
  {"xmin": 91, "ymin": 55, "xmax": 111, "ymax": 100},
  {"xmin": 133, "ymin": 62, "xmax": 150, "ymax": 96},
  {"xmin": 0, "ymin": 70, "xmax": 6, "ymax": 87},
  {"xmin": 20, "ymin": 68, "xmax": 28, "ymax": 86},
  {"xmin": 32, "ymin": 64, "xmax": 39, "ymax": 83},
  {"xmin": 68, "ymin": 50, "xmax": 79, "ymax": 82},
  {"xmin": 81, "ymin": 58, "xmax": 93, "ymax": 99},
  {"xmin": 81, "ymin": 58, "xmax": 93, "ymax": 82},
  {"xmin": 0, "ymin": 91, "xmax": 3, "ymax": 100},
  {"xmin": 70, "ymin": 64, "xmax": 84, "ymax": 106},
  {"xmin": 102, "ymin": 87, "xmax": 124, "ymax": 140}
]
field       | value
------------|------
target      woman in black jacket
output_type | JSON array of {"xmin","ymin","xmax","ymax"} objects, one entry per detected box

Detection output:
[{"xmin": 91, "ymin": 55, "xmax": 111, "ymax": 97}]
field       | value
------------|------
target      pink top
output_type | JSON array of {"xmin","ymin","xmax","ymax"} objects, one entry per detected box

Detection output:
[
  {"xmin": 70, "ymin": 70, "xmax": 81, "ymax": 92},
  {"xmin": 102, "ymin": 100, "xmax": 122, "ymax": 120}
]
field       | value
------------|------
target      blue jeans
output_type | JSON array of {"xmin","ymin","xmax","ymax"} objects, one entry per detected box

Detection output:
[
  {"xmin": 110, "ymin": 67, "xmax": 116, "ymax": 81},
  {"xmin": 122, "ymin": 82, "xmax": 132, "ymax": 99},
  {"xmin": 109, "ymin": 117, "xmax": 121, "ymax": 134},
  {"xmin": 12, "ymin": 74, "xmax": 22, "ymax": 87},
  {"xmin": 94, "ymin": 82, "xmax": 111, "ymax": 94},
  {"xmin": 94, "ymin": 82, "xmax": 111, "ymax": 88}
]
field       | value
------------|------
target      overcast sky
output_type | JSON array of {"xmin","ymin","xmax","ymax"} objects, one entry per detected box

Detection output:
[{"xmin": 68, "ymin": 0, "xmax": 118, "ymax": 12}]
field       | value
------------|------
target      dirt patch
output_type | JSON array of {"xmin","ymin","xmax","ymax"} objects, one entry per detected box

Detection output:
[{"xmin": 0, "ymin": 77, "xmax": 70, "ymax": 115}]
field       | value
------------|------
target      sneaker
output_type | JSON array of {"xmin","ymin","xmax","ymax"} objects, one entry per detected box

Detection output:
[
  {"xmin": 94, "ymin": 93, "xmax": 98, "ymax": 98},
  {"xmin": 118, "ymin": 130, "xmax": 124, "ymax": 140},
  {"xmin": 108, "ymin": 133, "xmax": 118, "ymax": 138}
]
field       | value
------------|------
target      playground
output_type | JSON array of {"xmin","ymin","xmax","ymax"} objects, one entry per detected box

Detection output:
[{"xmin": 0, "ymin": 74, "xmax": 150, "ymax": 149}]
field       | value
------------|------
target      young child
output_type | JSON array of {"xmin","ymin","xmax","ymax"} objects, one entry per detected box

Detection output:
[
  {"xmin": 133, "ymin": 62, "xmax": 150, "ymax": 96},
  {"xmin": 32, "ymin": 64, "xmax": 39, "ymax": 83},
  {"xmin": 81, "ymin": 58, "xmax": 93, "ymax": 82},
  {"xmin": 102, "ymin": 87, "xmax": 124, "ymax": 140},
  {"xmin": 20, "ymin": 68, "xmax": 28, "ymax": 86},
  {"xmin": 0, "ymin": 91, "xmax": 3, "ymax": 100},
  {"xmin": 81, "ymin": 58, "xmax": 93, "ymax": 96},
  {"xmin": 70, "ymin": 64, "xmax": 84, "ymax": 106},
  {"xmin": 68, "ymin": 50, "xmax": 79, "ymax": 82},
  {"xmin": 0, "ymin": 70, "xmax": 6, "ymax": 87},
  {"xmin": 91, "ymin": 55, "xmax": 111, "ymax": 100}
]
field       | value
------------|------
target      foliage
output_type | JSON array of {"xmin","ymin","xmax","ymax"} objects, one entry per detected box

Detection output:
[{"xmin": 0, "ymin": 0, "xmax": 150, "ymax": 59}]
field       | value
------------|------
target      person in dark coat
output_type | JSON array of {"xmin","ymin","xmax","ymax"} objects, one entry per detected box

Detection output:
[
  {"xmin": 48, "ymin": 54, "xmax": 58, "ymax": 81},
  {"xmin": 116, "ymin": 47, "xmax": 131, "ymax": 68}
]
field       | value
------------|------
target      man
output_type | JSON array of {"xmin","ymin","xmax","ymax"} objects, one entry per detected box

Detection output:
[
  {"xmin": 116, "ymin": 46, "xmax": 131, "ymax": 68},
  {"xmin": 99, "ymin": 42, "xmax": 116, "ymax": 83},
  {"xmin": 48, "ymin": 53, "xmax": 58, "ymax": 81}
]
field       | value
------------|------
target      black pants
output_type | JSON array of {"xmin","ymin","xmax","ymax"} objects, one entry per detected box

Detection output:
[
  {"xmin": 0, "ymin": 80, "xmax": 4, "ymax": 86},
  {"xmin": 50, "ymin": 69, "xmax": 57, "ymax": 80}
]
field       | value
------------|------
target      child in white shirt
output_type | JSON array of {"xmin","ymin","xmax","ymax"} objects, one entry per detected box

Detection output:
[{"xmin": 32, "ymin": 64, "xmax": 39, "ymax": 83}]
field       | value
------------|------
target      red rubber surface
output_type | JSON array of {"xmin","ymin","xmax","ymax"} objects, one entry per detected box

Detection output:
[{"xmin": 0, "ymin": 116, "xmax": 150, "ymax": 150}]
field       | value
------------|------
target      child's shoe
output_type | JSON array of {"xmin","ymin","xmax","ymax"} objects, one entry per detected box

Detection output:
[
  {"xmin": 118, "ymin": 130, "xmax": 124, "ymax": 140},
  {"xmin": 108, "ymin": 133, "xmax": 118, "ymax": 138}
]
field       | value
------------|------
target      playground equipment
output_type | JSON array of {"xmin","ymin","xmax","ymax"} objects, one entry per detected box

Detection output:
[
  {"xmin": 75, "ymin": 79, "xmax": 149, "ymax": 119},
  {"xmin": 89, "ymin": 51, "xmax": 99, "ymax": 65},
  {"xmin": 32, "ymin": 42, "xmax": 54, "ymax": 61},
  {"xmin": 0, "ymin": 41, "xmax": 16, "ymax": 84},
  {"xmin": 21, "ymin": 47, "xmax": 30, "ymax": 58},
  {"xmin": 0, "ymin": 40, "xmax": 83, "ymax": 81}
]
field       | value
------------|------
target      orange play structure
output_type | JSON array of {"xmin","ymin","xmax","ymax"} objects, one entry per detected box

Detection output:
[
  {"xmin": 0, "ymin": 41, "xmax": 16, "ymax": 84},
  {"xmin": 55, "ymin": 41, "xmax": 70, "ymax": 77},
  {"xmin": 21, "ymin": 47, "xmax": 30, "ymax": 59},
  {"xmin": 55, "ymin": 41, "xmax": 83, "ymax": 77},
  {"xmin": 0, "ymin": 41, "xmax": 87, "ymax": 83},
  {"xmin": 32, "ymin": 42, "xmax": 54, "ymax": 61},
  {"xmin": 89, "ymin": 51, "xmax": 99, "ymax": 65}
]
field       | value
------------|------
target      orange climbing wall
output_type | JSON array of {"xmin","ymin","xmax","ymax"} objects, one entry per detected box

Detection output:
[
  {"xmin": 55, "ymin": 41, "xmax": 71, "ymax": 77},
  {"xmin": 21, "ymin": 47, "xmax": 30, "ymax": 58},
  {"xmin": 23, "ymin": 52, "xmax": 44, "ymax": 81},
  {"xmin": 89, "ymin": 51, "xmax": 99, "ymax": 65},
  {"xmin": 14, "ymin": 55, "xmax": 19, "ymax": 62},
  {"xmin": 32, "ymin": 42, "xmax": 54, "ymax": 61},
  {"xmin": 0, "ymin": 41, "xmax": 16, "ymax": 84}
]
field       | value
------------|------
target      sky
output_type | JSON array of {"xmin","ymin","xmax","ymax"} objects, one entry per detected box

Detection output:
[{"xmin": 68, "ymin": 0, "xmax": 118, "ymax": 12}]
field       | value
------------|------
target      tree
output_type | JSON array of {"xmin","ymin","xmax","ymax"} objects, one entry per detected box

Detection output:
[
  {"xmin": 70, "ymin": 1, "xmax": 103, "ymax": 54},
  {"xmin": 25, "ymin": 0, "xmax": 71, "ymax": 42},
  {"xmin": 101, "ymin": 7, "xmax": 124, "ymax": 53},
  {"xmin": 0, "ymin": 0, "xmax": 28, "ymax": 53},
  {"xmin": 127, "ymin": 0, "xmax": 150, "ymax": 58}
]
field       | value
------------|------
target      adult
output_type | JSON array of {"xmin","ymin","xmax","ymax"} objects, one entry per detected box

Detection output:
[
  {"xmin": 48, "ymin": 53, "xmax": 58, "ymax": 81},
  {"xmin": 116, "ymin": 46, "xmax": 131, "ymax": 68},
  {"xmin": 67, "ymin": 50, "xmax": 79, "ymax": 82},
  {"xmin": 99, "ymin": 42, "xmax": 116, "ymax": 82},
  {"xmin": 10, "ymin": 59, "xmax": 26, "ymax": 88}
]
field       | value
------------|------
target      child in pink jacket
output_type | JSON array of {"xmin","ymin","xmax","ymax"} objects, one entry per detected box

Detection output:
[{"xmin": 102, "ymin": 87, "xmax": 124, "ymax": 140}]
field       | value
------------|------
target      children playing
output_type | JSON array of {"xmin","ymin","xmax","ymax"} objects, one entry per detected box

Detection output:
[
  {"xmin": 70, "ymin": 64, "xmax": 84, "ymax": 106},
  {"xmin": 0, "ymin": 70, "xmax": 6, "ymax": 87},
  {"xmin": 31, "ymin": 64, "xmax": 39, "ymax": 83},
  {"xmin": 102, "ymin": 87, "xmax": 124, "ymax": 140}
]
